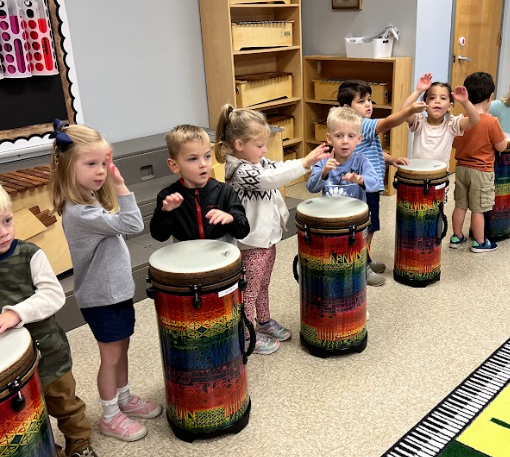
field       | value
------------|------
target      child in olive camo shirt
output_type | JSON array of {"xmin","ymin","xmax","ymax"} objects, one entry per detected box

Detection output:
[{"xmin": 0, "ymin": 185, "xmax": 98, "ymax": 457}]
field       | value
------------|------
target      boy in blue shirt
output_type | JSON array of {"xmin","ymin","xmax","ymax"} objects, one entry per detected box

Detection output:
[
  {"xmin": 337, "ymin": 80, "xmax": 426, "ymax": 284},
  {"xmin": 307, "ymin": 106, "xmax": 383, "ymax": 285}
]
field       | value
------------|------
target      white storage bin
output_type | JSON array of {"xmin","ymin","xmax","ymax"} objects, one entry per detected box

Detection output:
[{"xmin": 344, "ymin": 34, "xmax": 394, "ymax": 58}]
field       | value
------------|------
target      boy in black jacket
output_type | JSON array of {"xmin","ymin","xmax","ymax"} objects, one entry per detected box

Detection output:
[{"xmin": 150, "ymin": 124, "xmax": 250, "ymax": 243}]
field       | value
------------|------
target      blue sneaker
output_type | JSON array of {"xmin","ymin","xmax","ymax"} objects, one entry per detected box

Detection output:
[
  {"xmin": 471, "ymin": 238, "xmax": 497, "ymax": 253},
  {"xmin": 449, "ymin": 234, "xmax": 467, "ymax": 249}
]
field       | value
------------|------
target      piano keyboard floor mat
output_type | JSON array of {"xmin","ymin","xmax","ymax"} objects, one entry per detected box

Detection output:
[{"xmin": 383, "ymin": 338, "xmax": 510, "ymax": 457}]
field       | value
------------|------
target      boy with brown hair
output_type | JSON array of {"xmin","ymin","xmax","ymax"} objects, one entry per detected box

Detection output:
[
  {"xmin": 150, "ymin": 124, "xmax": 250, "ymax": 243},
  {"xmin": 451, "ymin": 72, "xmax": 507, "ymax": 252}
]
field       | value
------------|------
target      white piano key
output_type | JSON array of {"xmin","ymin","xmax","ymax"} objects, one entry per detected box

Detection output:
[{"xmin": 406, "ymin": 433, "xmax": 441, "ymax": 454}]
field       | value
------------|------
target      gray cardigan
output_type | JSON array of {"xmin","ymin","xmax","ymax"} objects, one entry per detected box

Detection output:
[{"xmin": 62, "ymin": 193, "xmax": 143, "ymax": 308}]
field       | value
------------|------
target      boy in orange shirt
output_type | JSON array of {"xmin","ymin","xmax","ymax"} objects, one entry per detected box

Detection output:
[{"xmin": 451, "ymin": 72, "xmax": 508, "ymax": 252}]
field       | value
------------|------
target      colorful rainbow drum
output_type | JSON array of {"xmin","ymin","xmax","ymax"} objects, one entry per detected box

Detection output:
[
  {"xmin": 485, "ymin": 147, "xmax": 510, "ymax": 241},
  {"xmin": 393, "ymin": 159, "xmax": 448, "ymax": 287},
  {"xmin": 294, "ymin": 196, "xmax": 369, "ymax": 358},
  {"xmin": 147, "ymin": 240, "xmax": 254, "ymax": 442},
  {"xmin": 0, "ymin": 327, "xmax": 57, "ymax": 457}
]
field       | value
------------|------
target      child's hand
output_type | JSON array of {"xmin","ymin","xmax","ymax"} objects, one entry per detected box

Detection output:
[
  {"xmin": 302, "ymin": 143, "xmax": 331, "ymax": 169},
  {"xmin": 0, "ymin": 310, "xmax": 21, "ymax": 334},
  {"xmin": 162, "ymin": 193, "xmax": 184, "ymax": 212},
  {"xmin": 206, "ymin": 209, "xmax": 234, "ymax": 225},
  {"xmin": 410, "ymin": 101, "xmax": 427, "ymax": 114},
  {"xmin": 452, "ymin": 86, "xmax": 469, "ymax": 103},
  {"xmin": 416, "ymin": 73, "xmax": 432, "ymax": 92},
  {"xmin": 343, "ymin": 172, "xmax": 364, "ymax": 185},
  {"xmin": 391, "ymin": 157, "xmax": 410, "ymax": 167},
  {"xmin": 321, "ymin": 157, "xmax": 340, "ymax": 178},
  {"xmin": 106, "ymin": 152, "xmax": 125, "ymax": 186}
]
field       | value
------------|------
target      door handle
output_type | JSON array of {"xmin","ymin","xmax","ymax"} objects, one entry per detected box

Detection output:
[{"xmin": 458, "ymin": 55, "xmax": 472, "ymax": 62}]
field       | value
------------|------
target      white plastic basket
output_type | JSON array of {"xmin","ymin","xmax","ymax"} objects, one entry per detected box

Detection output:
[{"xmin": 345, "ymin": 34, "xmax": 394, "ymax": 59}]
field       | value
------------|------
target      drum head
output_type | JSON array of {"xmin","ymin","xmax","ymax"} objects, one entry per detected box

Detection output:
[
  {"xmin": 296, "ymin": 196, "xmax": 369, "ymax": 228},
  {"xmin": 0, "ymin": 327, "xmax": 34, "ymax": 391},
  {"xmin": 397, "ymin": 159, "xmax": 448, "ymax": 180},
  {"xmin": 149, "ymin": 240, "xmax": 242, "ymax": 288}
]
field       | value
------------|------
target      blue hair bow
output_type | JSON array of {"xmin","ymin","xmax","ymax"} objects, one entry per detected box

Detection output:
[{"xmin": 49, "ymin": 119, "xmax": 73, "ymax": 151}]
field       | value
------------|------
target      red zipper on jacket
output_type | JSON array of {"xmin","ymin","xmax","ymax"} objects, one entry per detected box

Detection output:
[{"xmin": 195, "ymin": 189, "xmax": 205, "ymax": 239}]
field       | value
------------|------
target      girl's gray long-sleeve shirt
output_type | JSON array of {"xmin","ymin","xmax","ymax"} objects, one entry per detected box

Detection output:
[{"xmin": 62, "ymin": 193, "xmax": 144, "ymax": 308}]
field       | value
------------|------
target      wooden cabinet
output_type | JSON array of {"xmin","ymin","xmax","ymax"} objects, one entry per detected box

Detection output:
[
  {"xmin": 303, "ymin": 56, "xmax": 412, "ymax": 196},
  {"xmin": 198, "ymin": 0, "xmax": 304, "ymax": 186}
]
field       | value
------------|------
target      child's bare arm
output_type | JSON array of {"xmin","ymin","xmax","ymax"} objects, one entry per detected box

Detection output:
[
  {"xmin": 376, "ymin": 101, "xmax": 427, "ymax": 134},
  {"xmin": 454, "ymin": 86, "xmax": 480, "ymax": 130},
  {"xmin": 401, "ymin": 73, "xmax": 432, "ymax": 125},
  {"xmin": 495, "ymin": 138, "xmax": 508, "ymax": 152},
  {"xmin": 384, "ymin": 152, "xmax": 410, "ymax": 167}
]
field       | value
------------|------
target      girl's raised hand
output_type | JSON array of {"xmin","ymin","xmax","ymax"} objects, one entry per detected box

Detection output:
[
  {"xmin": 162, "ymin": 192, "xmax": 184, "ymax": 212},
  {"xmin": 106, "ymin": 152, "xmax": 125, "ymax": 186},
  {"xmin": 410, "ymin": 101, "xmax": 428, "ymax": 114},
  {"xmin": 452, "ymin": 86, "xmax": 469, "ymax": 103},
  {"xmin": 106, "ymin": 152, "xmax": 130, "ymax": 196},
  {"xmin": 302, "ymin": 143, "xmax": 331, "ymax": 169},
  {"xmin": 417, "ymin": 73, "xmax": 432, "ymax": 92}
]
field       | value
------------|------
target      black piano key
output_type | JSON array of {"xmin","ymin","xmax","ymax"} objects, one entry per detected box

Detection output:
[
  {"xmin": 391, "ymin": 447, "xmax": 414, "ymax": 457},
  {"xmin": 443, "ymin": 400, "xmax": 476, "ymax": 420},
  {"xmin": 477, "ymin": 367, "xmax": 506, "ymax": 384},
  {"xmin": 440, "ymin": 402, "xmax": 467, "ymax": 417},
  {"xmin": 406, "ymin": 434, "xmax": 440, "ymax": 455},
  {"xmin": 467, "ymin": 377, "xmax": 498, "ymax": 394},
  {"xmin": 416, "ymin": 425, "xmax": 449, "ymax": 445},
  {"xmin": 446, "ymin": 397, "xmax": 478, "ymax": 415},
  {"xmin": 434, "ymin": 409, "xmax": 465, "ymax": 428},
  {"xmin": 426, "ymin": 417, "xmax": 456, "ymax": 437},
  {"xmin": 486, "ymin": 360, "xmax": 510, "ymax": 375},
  {"xmin": 429, "ymin": 411, "xmax": 461, "ymax": 432},
  {"xmin": 420, "ymin": 420, "xmax": 454, "ymax": 440},
  {"xmin": 463, "ymin": 382, "xmax": 492, "ymax": 401},
  {"xmin": 453, "ymin": 391, "xmax": 486, "ymax": 407}
]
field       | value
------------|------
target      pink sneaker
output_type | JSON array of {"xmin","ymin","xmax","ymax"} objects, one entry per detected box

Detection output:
[
  {"xmin": 119, "ymin": 395, "xmax": 163, "ymax": 419},
  {"xmin": 99, "ymin": 411, "xmax": 147, "ymax": 442}
]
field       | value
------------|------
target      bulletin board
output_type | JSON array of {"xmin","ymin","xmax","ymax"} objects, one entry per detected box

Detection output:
[{"xmin": 0, "ymin": 0, "xmax": 83, "ymax": 159}]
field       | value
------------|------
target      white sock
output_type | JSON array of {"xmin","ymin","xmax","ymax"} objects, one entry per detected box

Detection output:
[
  {"xmin": 117, "ymin": 383, "xmax": 132, "ymax": 406},
  {"xmin": 100, "ymin": 395, "xmax": 120, "ymax": 422}
]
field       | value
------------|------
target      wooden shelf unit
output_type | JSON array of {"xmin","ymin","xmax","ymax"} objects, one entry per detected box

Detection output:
[
  {"xmin": 199, "ymin": 0, "xmax": 304, "ymax": 185},
  {"xmin": 303, "ymin": 56, "xmax": 412, "ymax": 196}
]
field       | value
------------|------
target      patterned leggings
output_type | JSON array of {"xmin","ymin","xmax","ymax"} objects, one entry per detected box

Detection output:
[{"xmin": 241, "ymin": 245, "xmax": 276, "ymax": 335}]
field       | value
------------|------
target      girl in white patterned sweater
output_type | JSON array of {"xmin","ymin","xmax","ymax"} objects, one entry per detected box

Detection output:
[{"xmin": 215, "ymin": 104, "xmax": 329, "ymax": 354}]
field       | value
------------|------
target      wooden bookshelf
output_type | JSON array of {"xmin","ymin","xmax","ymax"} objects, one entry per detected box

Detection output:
[{"xmin": 303, "ymin": 56, "xmax": 412, "ymax": 196}]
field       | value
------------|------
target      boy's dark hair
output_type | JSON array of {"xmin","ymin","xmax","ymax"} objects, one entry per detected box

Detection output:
[
  {"xmin": 463, "ymin": 72, "xmax": 495, "ymax": 105},
  {"xmin": 423, "ymin": 82, "xmax": 454, "ymax": 103},
  {"xmin": 337, "ymin": 80, "xmax": 372, "ymax": 107}
]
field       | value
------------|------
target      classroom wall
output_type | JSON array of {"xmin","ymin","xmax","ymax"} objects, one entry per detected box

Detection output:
[
  {"xmin": 64, "ymin": 0, "xmax": 209, "ymax": 143},
  {"xmin": 414, "ymin": 0, "xmax": 453, "ymax": 84},
  {"xmin": 301, "ymin": 0, "xmax": 418, "ymax": 60}
]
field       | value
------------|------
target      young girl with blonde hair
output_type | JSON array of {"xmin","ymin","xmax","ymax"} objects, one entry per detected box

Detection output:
[
  {"xmin": 50, "ymin": 119, "xmax": 162, "ymax": 442},
  {"xmin": 215, "ymin": 105, "xmax": 329, "ymax": 354}
]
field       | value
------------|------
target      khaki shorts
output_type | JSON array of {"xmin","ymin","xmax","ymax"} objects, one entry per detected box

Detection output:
[{"xmin": 454, "ymin": 166, "xmax": 495, "ymax": 212}]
